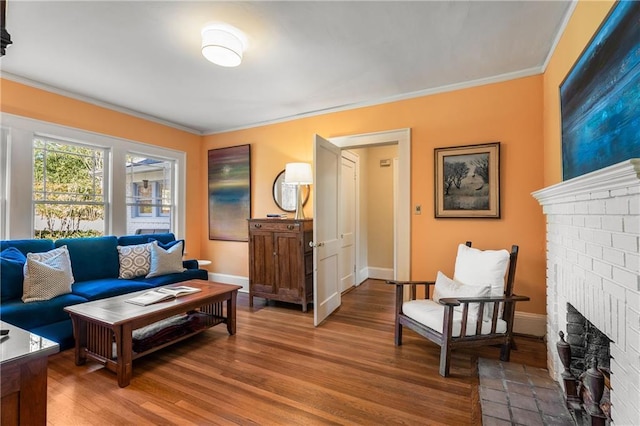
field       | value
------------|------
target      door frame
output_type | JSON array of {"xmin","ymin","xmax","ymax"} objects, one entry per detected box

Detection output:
[{"xmin": 329, "ymin": 128, "xmax": 410, "ymax": 281}]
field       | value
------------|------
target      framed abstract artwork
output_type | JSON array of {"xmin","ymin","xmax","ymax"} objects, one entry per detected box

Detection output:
[
  {"xmin": 560, "ymin": 1, "xmax": 640, "ymax": 180},
  {"xmin": 208, "ymin": 144, "xmax": 251, "ymax": 241},
  {"xmin": 434, "ymin": 142, "xmax": 500, "ymax": 218}
]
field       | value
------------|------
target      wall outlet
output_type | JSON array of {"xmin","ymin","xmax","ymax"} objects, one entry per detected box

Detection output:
[{"xmin": 415, "ymin": 204, "xmax": 421, "ymax": 215}]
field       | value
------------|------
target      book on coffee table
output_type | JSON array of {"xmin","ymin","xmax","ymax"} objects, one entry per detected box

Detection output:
[{"xmin": 125, "ymin": 286, "xmax": 202, "ymax": 306}]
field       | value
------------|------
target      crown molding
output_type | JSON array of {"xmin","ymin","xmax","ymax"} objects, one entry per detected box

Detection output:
[
  {"xmin": 204, "ymin": 66, "xmax": 543, "ymax": 135},
  {"xmin": 1, "ymin": 72, "xmax": 203, "ymax": 135},
  {"xmin": 541, "ymin": 0, "xmax": 579, "ymax": 73}
]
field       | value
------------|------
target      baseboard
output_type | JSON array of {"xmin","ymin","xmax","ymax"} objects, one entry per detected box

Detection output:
[
  {"xmin": 513, "ymin": 312, "xmax": 546, "ymax": 337},
  {"xmin": 367, "ymin": 267, "xmax": 394, "ymax": 281},
  {"xmin": 208, "ymin": 272, "xmax": 249, "ymax": 293}
]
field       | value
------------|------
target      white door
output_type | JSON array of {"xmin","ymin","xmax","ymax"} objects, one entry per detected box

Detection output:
[
  {"xmin": 313, "ymin": 134, "xmax": 341, "ymax": 326},
  {"xmin": 339, "ymin": 153, "xmax": 357, "ymax": 292}
]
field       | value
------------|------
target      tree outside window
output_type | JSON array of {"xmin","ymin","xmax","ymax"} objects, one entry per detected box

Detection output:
[{"xmin": 33, "ymin": 138, "xmax": 106, "ymax": 239}]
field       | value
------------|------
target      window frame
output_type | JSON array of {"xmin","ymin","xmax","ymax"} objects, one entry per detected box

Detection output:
[{"xmin": 1, "ymin": 113, "xmax": 186, "ymax": 240}]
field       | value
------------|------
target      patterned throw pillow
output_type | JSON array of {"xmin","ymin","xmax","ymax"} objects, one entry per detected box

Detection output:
[
  {"xmin": 117, "ymin": 243, "xmax": 152, "ymax": 279},
  {"xmin": 22, "ymin": 245, "xmax": 75, "ymax": 303},
  {"xmin": 146, "ymin": 240, "xmax": 186, "ymax": 278}
]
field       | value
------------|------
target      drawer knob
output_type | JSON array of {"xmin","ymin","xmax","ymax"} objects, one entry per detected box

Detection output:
[
  {"xmin": 287, "ymin": 225, "xmax": 294, "ymax": 230},
  {"xmin": 254, "ymin": 223, "xmax": 262, "ymax": 228}
]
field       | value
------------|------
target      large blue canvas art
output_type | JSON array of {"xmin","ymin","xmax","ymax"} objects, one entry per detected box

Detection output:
[
  {"xmin": 208, "ymin": 144, "xmax": 251, "ymax": 241},
  {"xmin": 560, "ymin": 1, "xmax": 640, "ymax": 180}
]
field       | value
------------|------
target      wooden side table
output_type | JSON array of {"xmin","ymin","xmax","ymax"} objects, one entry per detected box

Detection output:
[{"xmin": 0, "ymin": 321, "xmax": 59, "ymax": 426}]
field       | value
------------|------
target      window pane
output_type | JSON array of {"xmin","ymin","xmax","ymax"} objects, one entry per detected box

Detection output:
[
  {"xmin": 33, "ymin": 137, "xmax": 106, "ymax": 239},
  {"xmin": 126, "ymin": 154, "xmax": 173, "ymax": 234}
]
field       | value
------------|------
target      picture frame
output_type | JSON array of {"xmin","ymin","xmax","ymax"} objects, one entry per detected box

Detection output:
[
  {"xmin": 434, "ymin": 142, "xmax": 500, "ymax": 218},
  {"xmin": 560, "ymin": 1, "xmax": 640, "ymax": 180},
  {"xmin": 208, "ymin": 144, "xmax": 251, "ymax": 241}
]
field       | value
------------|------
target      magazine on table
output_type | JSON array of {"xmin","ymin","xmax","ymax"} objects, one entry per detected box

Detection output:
[{"xmin": 126, "ymin": 286, "xmax": 201, "ymax": 306}]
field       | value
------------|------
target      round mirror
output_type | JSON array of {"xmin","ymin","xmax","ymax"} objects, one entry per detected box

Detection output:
[{"xmin": 272, "ymin": 169, "xmax": 310, "ymax": 212}]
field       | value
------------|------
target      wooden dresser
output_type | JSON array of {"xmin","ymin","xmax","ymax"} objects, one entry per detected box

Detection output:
[{"xmin": 248, "ymin": 218, "xmax": 313, "ymax": 312}]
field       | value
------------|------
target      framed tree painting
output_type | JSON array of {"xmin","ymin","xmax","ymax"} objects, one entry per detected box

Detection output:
[
  {"xmin": 434, "ymin": 142, "xmax": 500, "ymax": 218},
  {"xmin": 208, "ymin": 144, "xmax": 251, "ymax": 241}
]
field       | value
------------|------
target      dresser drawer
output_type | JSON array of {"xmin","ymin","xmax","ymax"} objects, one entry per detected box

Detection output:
[{"xmin": 248, "ymin": 221, "xmax": 301, "ymax": 232}]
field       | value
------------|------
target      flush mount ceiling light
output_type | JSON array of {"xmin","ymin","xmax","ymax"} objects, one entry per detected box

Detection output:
[{"xmin": 201, "ymin": 24, "xmax": 246, "ymax": 67}]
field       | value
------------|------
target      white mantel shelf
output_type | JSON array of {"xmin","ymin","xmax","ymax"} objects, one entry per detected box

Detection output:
[{"xmin": 532, "ymin": 159, "xmax": 640, "ymax": 204}]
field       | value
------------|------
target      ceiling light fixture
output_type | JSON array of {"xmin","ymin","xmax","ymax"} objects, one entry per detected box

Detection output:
[{"xmin": 201, "ymin": 24, "xmax": 246, "ymax": 67}]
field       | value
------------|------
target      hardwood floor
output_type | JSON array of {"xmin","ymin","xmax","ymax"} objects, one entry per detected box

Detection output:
[{"xmin": 46, "ymin": 279, "xmax": 546, "ymax": 425}]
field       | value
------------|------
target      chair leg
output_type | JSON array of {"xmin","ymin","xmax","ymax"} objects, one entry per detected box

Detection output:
[
  {"xmin": 439, "ymin": 341, "xmax": 451, "ymax": 377},
  {"xmin": 500, "ymin": 336, "xmax": 512, "ymax": 362},
  {"xmin": 395, "ymin": 320, "xmax": 403, "ymax": 346}
]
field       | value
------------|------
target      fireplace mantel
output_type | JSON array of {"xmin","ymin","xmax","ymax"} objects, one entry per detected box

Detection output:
[{"xmin": 532, "ymin": 159, "xmax": 640, "ymax": 204}]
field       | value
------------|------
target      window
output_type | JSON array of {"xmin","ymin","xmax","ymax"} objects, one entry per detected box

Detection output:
[
  {"xmin": 126, "ymin": 155, "xmax": 174, "ymax": 234},
  {"xmin": 32, "ymin": 137, "xmax": 107, "ymax": 239}
]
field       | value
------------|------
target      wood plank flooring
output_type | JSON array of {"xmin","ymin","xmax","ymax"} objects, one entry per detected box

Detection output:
[{"xmin": 46, "ymin": 279, "xmax": 546, "ymax": 425}]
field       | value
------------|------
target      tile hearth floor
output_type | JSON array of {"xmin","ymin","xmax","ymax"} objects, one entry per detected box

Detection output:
[{"xmin": 478, "ymin": 358, "xmax": 575, "ymax": 425}]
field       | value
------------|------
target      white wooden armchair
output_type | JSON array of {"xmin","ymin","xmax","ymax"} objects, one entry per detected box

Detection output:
[{"xmin": 388, "ymin": 242, "xmax": 529, "ymax": 377}]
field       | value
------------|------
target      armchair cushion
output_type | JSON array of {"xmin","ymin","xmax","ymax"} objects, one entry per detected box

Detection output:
[
  {"xmin": 403, "ymin": 299, "xmax": 507, "ymax": 337},
  {"xmin": 453, "ymin": 244, "xmax": 509, "ymax": 320},
  {"xmin": 432, "ymin": 271, "xmax": 490, "ymax": 320}
]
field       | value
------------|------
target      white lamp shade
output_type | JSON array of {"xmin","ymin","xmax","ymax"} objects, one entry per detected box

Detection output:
[
  {"xmin": 201, "ymin": 26, "xmax": 243, "ymax": 67},
  {"xmin": 284, "ymin": 162, "xmax": 313, "ymax": 185}
]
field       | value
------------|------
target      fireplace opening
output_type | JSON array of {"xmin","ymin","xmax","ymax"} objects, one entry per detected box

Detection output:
[{"xmin": 557, "ymin": 304, "xmax": 613, "ymax": 425}]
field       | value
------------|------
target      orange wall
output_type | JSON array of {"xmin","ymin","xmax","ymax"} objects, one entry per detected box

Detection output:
[
  {"xmin": 203, "ymin": 75, "xmax": 547, "ymax": 314},
  {"xmin": 3, "ymin": 0, "xmax": 616, "ymax": 317},
  {"xmin": 543, "ymin": 0, "xmax": 616, "ymax": 186},
  {"xmin": 0, "ymin": 79, "xmax": 203, "ymax": 257}
]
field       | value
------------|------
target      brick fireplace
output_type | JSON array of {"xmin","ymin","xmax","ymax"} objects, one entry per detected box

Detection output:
[{"xmin": 532, "ymin": 159, "xmax": 640, "ymax": 426}]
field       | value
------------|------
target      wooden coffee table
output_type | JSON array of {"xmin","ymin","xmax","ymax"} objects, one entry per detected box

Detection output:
[{"xmin": 64, "ymin": 279, "xmax": 241, "ymax": 387}]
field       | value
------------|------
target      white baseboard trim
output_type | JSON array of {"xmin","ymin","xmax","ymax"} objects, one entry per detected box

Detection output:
[
  {"xmin": 514, "ymin": 312, "xmax": 546, "ymax": 337},
  {"xmin": 208, "ymin": 272, "xmax": 249, "ymax": 293},
  {"xmin": 367, "ymin": 267, "xmax": 394, "ymax": 281}
]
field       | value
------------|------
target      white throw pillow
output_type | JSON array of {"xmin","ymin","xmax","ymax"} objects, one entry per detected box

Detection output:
[
  {"xmin": 432, "ymin": 271, "xmax": 490, "ymax": 320},
  {"xmin": 117, "ymin": 243, "xmax": 152, "ymax": 279},
  {"xmin": 22, "ymin": 245, "xmax": 75, "ymax": 303},
  {"xmin": 453, "ymin": 243, "xmax": 510, "ymax": 320},
  {"xmin": 146, "ymin": 240, "xmax": 186, "ymax": 278}
]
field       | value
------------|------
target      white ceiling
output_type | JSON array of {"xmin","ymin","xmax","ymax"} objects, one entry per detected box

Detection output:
[{"xmin": 1, "ymin": 1, "xmax": 572, "ymax": 135}]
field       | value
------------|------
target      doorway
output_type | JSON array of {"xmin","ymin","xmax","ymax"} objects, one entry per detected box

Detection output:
[{"xmin": 330, "ymin": 129, "xmax": 410, "ymax": 283}]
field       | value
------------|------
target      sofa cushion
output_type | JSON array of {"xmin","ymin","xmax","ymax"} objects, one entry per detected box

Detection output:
[
  {"xmin": 31, "ymin": 320, "xmax": 75, "ymax": 351},
  {"xmin": 146, "ymin": 241, "xmax": 186, "ymax": 278},
  {"xmin": 0, "ymin": 292, "xmax": 88, "ymax": 330},
  {"xmin": 55, "ymin": 236, "xmax": 119, "ymax": 282},
  {"xmin": 1, "ymin": 239, "xmax": 55, "ymax": 255},
  {"xmin": 72, "ymin": 278, "xmax": 155, "ymax": 301},
  {"xmin": 148, "ymin": 237, "xmax": 185, "ymax": 254},
  {"xmin": 402, "ymin": 299, "xmax": 507, "ymax": 337},
  {"xmin": 23, "ymin": 246, "xmax": 75, "ymax": 303},
  {"xmin": 118, "ymin": 233, "xmax": 175, "ymax": 247},
  {"xmin": 117, "ymin": 242, "xmax": 152, "ymax": 279},
  {"xmin": 136, "ymin": 269, "xmax": 208, "ymax": 286},
  {"xmin": 1, "ymin": 247, "xmax": 27, "ymax": 302}
]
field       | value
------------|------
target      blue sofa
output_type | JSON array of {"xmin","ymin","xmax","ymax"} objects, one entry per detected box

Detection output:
[{"xmin": 0, "ymin": 233, "xmax": 208, "ymax": 350}]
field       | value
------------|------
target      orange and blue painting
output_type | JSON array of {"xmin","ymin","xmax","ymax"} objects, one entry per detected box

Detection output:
[
  {"xmin": 560, "ymin": 1, "xmax": 640, "ymax": 180},
  {"xmin": 208, "ymin": 144, "xmax": 251, "ymax": 241}
]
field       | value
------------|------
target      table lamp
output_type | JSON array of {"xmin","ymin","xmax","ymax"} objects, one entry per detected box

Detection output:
[{"xmin": 284, "ymin": 162, "xmax": 313, "ymax": 220}]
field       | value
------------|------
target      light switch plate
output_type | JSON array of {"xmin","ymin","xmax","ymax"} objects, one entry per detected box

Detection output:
[{"xmin": 415, "ymin": 204, "xmax": 422, "ymax": 215}]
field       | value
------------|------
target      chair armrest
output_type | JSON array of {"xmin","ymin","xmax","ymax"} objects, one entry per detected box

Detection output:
[
  {"xmin": 437, "ymin": 294, "xmax": 530, "ymax": 306},
  {"xmin": 182, "ymin": 259, "xmax": 200, "ymax": 270},
  {"xmin": 386, "ymin": 280, "xmax": 435, "ymax": 287}
]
